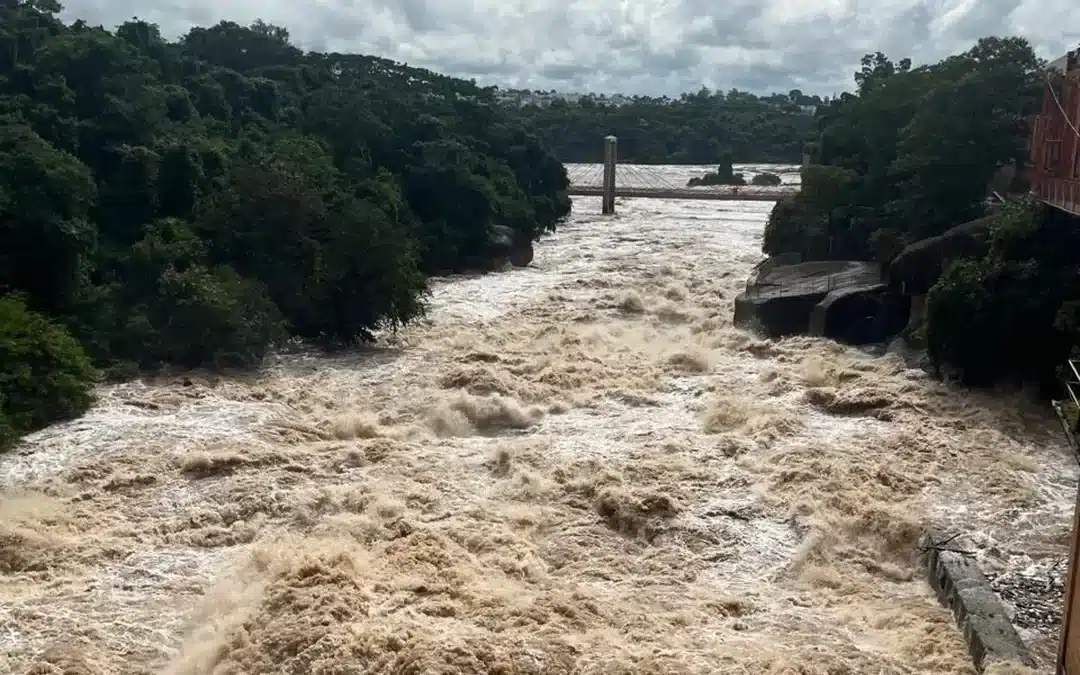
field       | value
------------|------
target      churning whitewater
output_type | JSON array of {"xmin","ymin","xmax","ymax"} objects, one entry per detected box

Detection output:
[{"xmin": 1, "ymin": 165, "xmax": 1075, "ymax": 674}]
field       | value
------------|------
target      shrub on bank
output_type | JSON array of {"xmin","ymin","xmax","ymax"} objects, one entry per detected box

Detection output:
[
  {"xmin": 925, "ymin": 198, "xmax": 1080, "ymax": 390},
  {"xmin": 761, "ymin": 39, "xmax": 1042, "ymax": 266},
  {"xmin": 0, "ymin": 296, "xmax": 97, "ymax": 451}
]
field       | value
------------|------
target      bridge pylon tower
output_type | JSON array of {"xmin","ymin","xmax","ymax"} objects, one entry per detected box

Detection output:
[{"xmin": 602, "ymin": 135, "xmax": 617, "ymax": 214}]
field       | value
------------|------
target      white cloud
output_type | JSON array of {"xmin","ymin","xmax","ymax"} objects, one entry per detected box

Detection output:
[{"xmin": 61, "ymin": 0, "xmax": 1080, "ymax": 96}]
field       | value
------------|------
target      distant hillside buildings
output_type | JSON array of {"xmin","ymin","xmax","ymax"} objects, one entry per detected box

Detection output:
[
  {"xmin": 492, "ymin": 88, "xmax": 820, "ymax": 115},
  {"xmin": 492, "ymin": 89, "xmax": 632, "ymax": 107}
]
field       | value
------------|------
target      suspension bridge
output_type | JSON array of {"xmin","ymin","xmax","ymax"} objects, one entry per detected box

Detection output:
[{"xmin": 566, "ymin": 163, "xmax": 799, "ymax": 202}]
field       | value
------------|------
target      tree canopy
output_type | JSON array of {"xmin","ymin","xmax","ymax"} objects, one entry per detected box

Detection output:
[
  {"xmin": 763, "ymin": 39, "xmax": 1044, "ymax": 264},
  {"xmin": 505, "ymin": 88, "xmax": 820, "ymax": 164},
  {"xmin": 758, "ymin": 37, "xmax": 1080, "ymax": 389},
  {"xmin": 924, "ymin": 198, "xmax": 1080, "ymax": 391},
  {"xmin": 0, "ymin": 2, "xmax": 571, "ymax": 449}
]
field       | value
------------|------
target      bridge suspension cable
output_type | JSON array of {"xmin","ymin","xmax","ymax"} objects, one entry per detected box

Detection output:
[
  {"xmin": 566, "ymin": 164, "xmax": 604, "ymax": 186},
  {"xmin": 617, "ymin": 164, "xmax": 682, "ymax": 191},
  {"xmin": 567, "ymin": 163, "xmax": 683, "ymax": 190},
  {"xmin": 563, "ymin": 146, "xmax": 800, "ymax": 203}
]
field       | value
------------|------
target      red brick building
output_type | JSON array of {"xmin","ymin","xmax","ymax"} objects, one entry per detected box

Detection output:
[{"xmin": 1030, "ymin": 46, "xmax": 1080, "ymax": 216}]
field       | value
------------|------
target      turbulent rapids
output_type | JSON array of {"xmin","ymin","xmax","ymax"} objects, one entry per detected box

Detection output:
[{"xmin": 1, "ymin": 165, "xmax": 1076, "ymax": 674}]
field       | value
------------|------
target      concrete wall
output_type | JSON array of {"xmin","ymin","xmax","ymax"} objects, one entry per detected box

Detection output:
[{"xmin": 921, "ymin": 532, "xmax": 1034, "ymax": 672}]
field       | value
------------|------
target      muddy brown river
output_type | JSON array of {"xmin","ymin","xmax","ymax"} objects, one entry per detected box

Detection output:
[{"xmin": 1, "ymin": 164, "xmax": 1074, "ymax": 674}]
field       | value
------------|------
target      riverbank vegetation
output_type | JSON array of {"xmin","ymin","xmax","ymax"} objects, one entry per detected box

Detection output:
[
  {"xmin": 508, "ymin": 88, "xmax": 818, "ymax": 164},
  {"xmin": 759, "ymin": 37, "xmax": 1075, "ymax": 388},
  {"xmin": 687, "ymin": 153, "xmax": 747, "ymax": 186},
  {"xmin": 0, "ymin": 3, "xmax": 570, "ymax": 449},
  {"xmin": 925, "ymin": 198, "xmax": 1080, "ymax": 390},
  {"xmin": 763, "ymin": 38, "xmax": 1043, "ymax": 264}
]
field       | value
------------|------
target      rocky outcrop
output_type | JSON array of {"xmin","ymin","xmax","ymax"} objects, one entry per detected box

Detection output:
[
  {"xmin": 735, "ymin": 260, "xmax": 905, "ymax": 343},
  {"xmin": 481, "ymin": 225, "xmax": 534, "ymax": 270},
  {"xmin": 887, "ymin": 215, "xmax": 994, "ymax": 295},
  {"xmin": 809, "ymin": 285, "xmax": 909, "ymax": 344},
  {"xmin": 734, "ymin": 283, "xmax": 825, "ymax": 337},
  {"xmin": 750, "ymin": 172, "xmax": 782, "ymax": 186},
  {"xmin": 509, "ymin": 240, "xmax": 534, "ymax": 267},
  {"xmin": 746, "ymin": 252, "xmax": 802, "ymax": 288},
  {"xmin": 688, "ymin": 155, "xmax": 745, "ymax": 187},
  {"xmin": 688, "ymin": 172, "xmax": 746, "ymax": 187}
]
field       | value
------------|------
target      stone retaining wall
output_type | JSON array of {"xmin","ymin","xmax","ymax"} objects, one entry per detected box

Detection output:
[{"xmin": 921, "ymin": 532, "xmax": 1035, "ymax": 672}]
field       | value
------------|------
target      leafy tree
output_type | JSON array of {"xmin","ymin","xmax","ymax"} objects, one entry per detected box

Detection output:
[
  {"xmin": 925, "ymin": 199, "xmax": 1080, "ymax": 390},
  {"xmin": 0, "ymin": 122, "xmax": 97, "ymax": 312},
  {"xmin": 764, "ymin": 38, "xmax": 1044, "ymax": 264},
  {"xmin": 0, "ymin": 295, "xmax": 96, "ymax": 451},
  {"xmin": 504, "ymin": 88, "xmax": 818, "ymax": 164},
  {"xmin": 0, "ymin": 5, "xmax": 573, "ymax": 448},
  {"xmin": 754, "ymin": 37, "xmax": 1079, "ymax": 389},
  {"xmin": 763, "ymin": 165, "xmax": 859, "ymax": 260},
  {"xmin": 151, "ymin": 264, "xmax": 285, "ymax": 368}
]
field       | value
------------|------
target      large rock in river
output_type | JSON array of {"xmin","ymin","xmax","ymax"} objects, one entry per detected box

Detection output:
[
  {"xmin": 809, "ymin": 284, "xmax": 910, "ymax": 344},
  {"xmin": 886, "ymin": 215, "xmax": 993, "ymax": 295},
  {"xmin": 478, "ymin": 225, "xmax": 534, "ymax": 270},
  {"xmin": 510, "ymin": 240, "xmax": 534, "ymax": 267},
  {"xmin": 735, "ymin": 260, "xmax": 906, "ymax": 343}
]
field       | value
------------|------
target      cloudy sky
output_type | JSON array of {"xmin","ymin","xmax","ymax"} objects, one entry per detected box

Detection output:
[{"xmin": 61, "ymin": 0, "xmax": 1079, "ymax": 97}]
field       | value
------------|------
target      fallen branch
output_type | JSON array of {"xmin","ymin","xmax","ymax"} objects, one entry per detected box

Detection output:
[{"xmin": 919, "ymin": 532, "xmax": 976, "ymax": 557}]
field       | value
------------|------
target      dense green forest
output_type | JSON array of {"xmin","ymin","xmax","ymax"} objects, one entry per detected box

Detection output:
[
  {"xmin": 0, "ymin": 1, "xmax": 572, "ymax": 449},
  {"xmin": 763, "ymin": 39, "xmax": 1043, "ymax": 264},
  {"xmin": 2, "ymin": 3, "xmax": 1064, "ymax": 449},
  {"xmin": 506, "ymin": 89, "xmax": 820, "ymax": 164},
  {"xmin": 762, "ymin": 37, "xmax": 1080, "ymax": 388},
  {"xmin": 923, "ymin": 198, "xmax": 1080, "ymax": 388}
]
